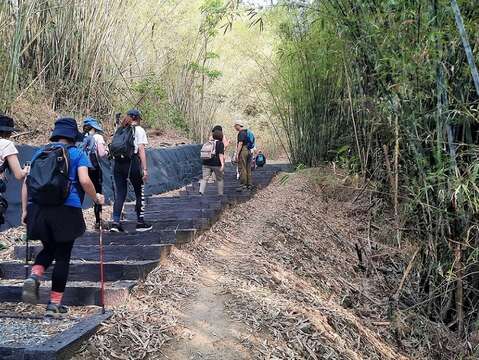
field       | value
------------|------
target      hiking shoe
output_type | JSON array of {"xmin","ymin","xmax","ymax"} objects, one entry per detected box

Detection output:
[
  {"xmin": 45, "ymin": 302, "xmax": 68, "ymax": 318},
  {"xmin": 236, "ymin": 186, "xmax": 245, "ymax": 192},
  {"xmin": 22, "ymin": 276, "xmax": 40, "ymax": 305},
  {"xmin": 136, "ymin": 222, "xmax": 153, "ymax": 232},
  {"xmin": 110, "ymin": 223, "xmax": 126, "ymax": 233}
]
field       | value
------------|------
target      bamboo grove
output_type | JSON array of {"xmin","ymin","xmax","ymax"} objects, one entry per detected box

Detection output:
[
  {"xmin": 0, "ymin": 0, "xmax": 229, "ymax": 140},
  {"xmin": 266, "ymin": 0, "xmax": 479, "ymax": 336}
]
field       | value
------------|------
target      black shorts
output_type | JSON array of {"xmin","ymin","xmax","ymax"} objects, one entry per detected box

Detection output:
[{"xmin": 27, "ymin": 204, "xmax": 86, "ymax": 243}]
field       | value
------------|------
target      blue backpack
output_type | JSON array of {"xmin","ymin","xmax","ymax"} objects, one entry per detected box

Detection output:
[
  {"xmin": 256, "ymin": 153, "xmax": 266, "ymax": 167},
  {"xmin": 79, "ymin": 135, "xmax": 99, "ymax": 169},
  {"xmin": 246, "ymin": 129, "xmax": 256, "ymax": 150}
]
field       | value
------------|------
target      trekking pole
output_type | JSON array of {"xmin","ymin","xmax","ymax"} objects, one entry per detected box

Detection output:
[
  {"xmin": 99, "ymin": 210, "xmax": 106, "ymax": 314},
  {"xmin": 24, "ymin": 233, "xmax": 29, "ymax": 279}
]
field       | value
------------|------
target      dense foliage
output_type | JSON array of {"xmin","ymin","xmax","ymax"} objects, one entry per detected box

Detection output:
[{"xmin": 267, "ymin": 0, "xmax": 479, "ymax": 337}]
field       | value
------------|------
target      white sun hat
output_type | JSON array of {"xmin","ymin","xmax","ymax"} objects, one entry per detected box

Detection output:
[{"xmin": 233, "ymin": 116, "xmax": 245, "ymax": 127}]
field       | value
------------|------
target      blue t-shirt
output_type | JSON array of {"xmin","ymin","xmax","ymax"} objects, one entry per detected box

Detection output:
[{"xmin": 31, "ymin": 144, "xmax": 91, "ymax": 208}]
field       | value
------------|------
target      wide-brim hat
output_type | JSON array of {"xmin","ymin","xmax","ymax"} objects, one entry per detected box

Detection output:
[
  {"xmin": 0, "ymin": 114, "xmax": 20, "ymax": 132},
  {"xmin": 233, "ymin": 116, "xmax": 245, "ymax": 128},
  {"xmin": 83, "ymin": 117, "xmax": 103, "ymax": 133},
  {"xmin": 50, "ymin": 117, "xmax": 83, "ymax": 142}
]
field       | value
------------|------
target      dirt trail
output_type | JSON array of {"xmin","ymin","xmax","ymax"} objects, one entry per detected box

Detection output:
[
  {"xmin": 77, "ymin": 168, "xmax": 458, "ymax": 360},
  {"xmin": 161, "ymin": 168, "xmax": 412, "ymax": 360},
  {"xmin": 162, "ymin": 263, "xmax": 251, "ymax": 360}
]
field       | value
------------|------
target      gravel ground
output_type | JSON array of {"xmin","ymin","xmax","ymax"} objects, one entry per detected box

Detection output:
[{"xmin": 0, "ymin": 316, "xmax": 78, "ymax": 346}]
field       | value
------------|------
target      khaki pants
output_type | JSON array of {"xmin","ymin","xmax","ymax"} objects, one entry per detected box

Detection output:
[
  {"xmin": 199, "ymin": 166, "xmax": 224, "ymax": 195},
  {"xmin": 239, "ymin": 146, "xmax": 252, "ymax": 187}
]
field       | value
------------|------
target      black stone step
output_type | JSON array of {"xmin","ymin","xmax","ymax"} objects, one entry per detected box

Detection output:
[
  {"xmin": 124, "ymin": 209, "xmax": 220, "ymax": 221},
  {"xmin": 145, "ymin": 196, "xmax": 227, "ymax": 206},
  {"xmin": 0, "ymin": 280, "xmax": 135, "ymax": 306},
  {"xmin": 134, "ymin": 199, "xmax": 223, "ymax": 207},
  {"xmin": 116, "ymin": 219, "xmax": 210, "ymax": 232},
  {"xmin": 0, "ymin": 260, "xmax": 159, "ymax": 282},
  {"xmin": 137, "ymin": 206, "xmax": 224, "ymax": 214},
  {"xmin": 124, "ymin": 204, "xmax": 222, "ymax": 214},
  {"xmin": 187, "ymin": 181, "xmax": 272, "ymax": 190},
  {"xmin": 15, "ymin": 244, "xmax": 170, "ymax": 262},
  {"xmin": 77, "ymin": 230, "xmax": 176, "ymax": 245},
  {"xmin": 179, "ymin": 191, "xmax": 253, "ymax": 203}
]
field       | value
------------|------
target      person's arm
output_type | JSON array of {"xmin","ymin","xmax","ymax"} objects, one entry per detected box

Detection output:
[
  {"xmin": 218, "ymin": 142, "xmax": 225, "ymax": 171},
  {"xmin": 235, "ymin": 142, "xmax": 243, "ymax": 162},
  {"xmin": 223, "ymin": 135, "xmax": 230, "ymax": 148},
  {"xmin": 5, "ymin": 154, "xmax": 26, "ymax": 180},
  {"xmin": 219, "ymin": 153, "xmax": 225, "ymax": 171},
  {"xmin": 21, "ymin": 180, "xmax": 28, "ymax": 224},
  {"xmin": 78, "ymin": 167, "xmax": 104, "ymax": 205},
  {"xmin": 138, "ymin": 144, "xmax": 148, "ymax": 182}
]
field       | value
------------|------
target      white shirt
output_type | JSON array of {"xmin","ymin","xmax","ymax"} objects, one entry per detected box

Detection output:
[
  {"xmin": 93, "ymin": 133, "xmax": 105, "ymax": 146},
  {"xmin": 0, "ymin": 139, "xmax": 18, "ymax": 169},
  {"xmin": 92, "ymin": 133, "xmax": 107, "ymax": 157},
  {"xmin": 133, "ymin": 126, "xmax": 148, "ymax": 154}
]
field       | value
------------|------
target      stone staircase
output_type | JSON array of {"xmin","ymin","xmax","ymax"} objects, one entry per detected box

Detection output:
[{"xmin": 0, "ymin": 164, "xmax": 283, "ymax": 307}]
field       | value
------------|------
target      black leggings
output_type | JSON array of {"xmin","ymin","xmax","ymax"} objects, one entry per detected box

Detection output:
[
  {"xmin": 27, "ymin": 204, "xmax": 85, "ymax": 293},
  {"xmin": 89, "ymin": 167, "xmax": 103, "ymax": 223},
  {"xmin": 34, "ymin": 241, "xmax": 74, "ymax": 293},
  {"xmin": 112, "ymin": 155, "xmax": 144, "ymax": 223}
]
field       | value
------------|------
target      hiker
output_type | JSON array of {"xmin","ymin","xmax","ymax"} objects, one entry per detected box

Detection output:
[
  {"xmin": 0, "ymin": 114, "xmax": 28, "ymax": 227},
  {"xmin": 21, "ymin": 117, "xmax": 105, "ymax": 316},
  {"xmin": 209, "ymin": 125, "xmax": 229, "ymax": 183},
  {"xmin": 211, "ymin": 125, "xmax": 230, "ymax": 148},
  {"xmin": 81, "ymin": 117, "xmax": 108, "ymax": 229},
  {"xmin": 109, "ymin": 109, "xmax": 152, "ymax": 233},
  {"xmin": 233, "ymin": 118, "xmax": 255, "ymax": 191},
  {"xmin": 199, "ymin": 127, "xmax": 225, "ymax": 196},
  {"xmin": 255, "ymin": 151, "xmax": 266, "ymax": 168}
]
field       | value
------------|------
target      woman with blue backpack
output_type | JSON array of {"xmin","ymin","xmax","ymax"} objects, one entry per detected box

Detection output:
[
  {"xmin": 81, "ymin": 117, "xmax": 108, "ymax": 229},
  {"xmin": 21, "ymin": 117, "xmax": 105, "ymax": 317}
]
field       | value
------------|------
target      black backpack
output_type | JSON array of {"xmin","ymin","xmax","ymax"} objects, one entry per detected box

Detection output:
[
  {"xmin": 27, "ymin": 144, "xmax": 72, "ymax": 206},
  {"xmin": 110, "ymin": 126, "xmax": 135, "ymax": 160}
]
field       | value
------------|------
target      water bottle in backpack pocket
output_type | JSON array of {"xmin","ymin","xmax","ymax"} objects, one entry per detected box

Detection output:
[{"xmin": 27, "ymin": 145, "xmax": 72, "ymax": 206}]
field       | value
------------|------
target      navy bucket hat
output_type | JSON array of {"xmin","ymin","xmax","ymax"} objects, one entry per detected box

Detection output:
[
  {"xmin": 50, "ymin": 117, "xmax": 83, "ymax": 142},
  {"xmin": 0, "ymin": 114, "xmax": 19, "ymax": 133}
]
